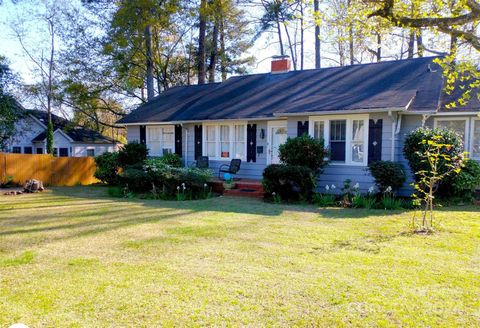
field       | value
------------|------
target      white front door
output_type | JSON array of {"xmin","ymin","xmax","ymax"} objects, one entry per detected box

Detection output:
[{"xmin": 267, "ymin": 122, "xmax": 288, "ymax": 164}]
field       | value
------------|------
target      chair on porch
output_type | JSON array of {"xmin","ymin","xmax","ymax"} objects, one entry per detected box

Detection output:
[
  {"xmin": 218, "ymin": 159, "xmax": 242, "ymax": 179},
  {"xmin": 191, "ymin": 156, "xmax": 209, "ymax": 169}
]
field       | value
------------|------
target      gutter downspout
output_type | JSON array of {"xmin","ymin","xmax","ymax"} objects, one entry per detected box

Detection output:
[{"xmin": 389, "ymin": 110, "xmax": 396, "ymax": 162}]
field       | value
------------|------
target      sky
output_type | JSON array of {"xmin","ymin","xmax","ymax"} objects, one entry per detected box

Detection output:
[{"xmin": 0, "ymin": 0, "xmax": 322, "ymax": 85}]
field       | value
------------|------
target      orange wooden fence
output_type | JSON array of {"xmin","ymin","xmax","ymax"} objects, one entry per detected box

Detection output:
[{"xmin": 0, "ymin": 153, "xmax": 99, "ymax": 186}]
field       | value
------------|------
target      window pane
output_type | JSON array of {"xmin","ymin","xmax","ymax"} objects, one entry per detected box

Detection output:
[
  {"xmin": 352, "ymin": 120, "xmax": 365, "ymax": 163},
  {"xmin": 207, "ymin": 142, "xmax": 216, "ymax": 157},
  {"xmin": 330, "ymin": 120, "xmax": 346, "ymax": 162},
  {"xmin": 235, "ymin": 125, "xmax": 245, "ymax": 141},
  {"xmin": 437, "ymin": 120, "xmax": 466, "ymax": 142},
  {"xmin": 86, "ymin": 149, "xmax": 95, "ymax": 157},
  {"xmin": 206, "ymin": 126, "xmax": 216, "ymax": 141},
  {"xmin": 473, "ymin": 120, "xmax": 480, "ymax": 158},
  {"xmin": 220, "ymin": 125, "xmax": 230, "ymax": 157},
  {"xmin": 314, "ymin": 121, "xmax": 324, "ymax": 140},
  {"xmin": 162, "ymin": 127, "xmax": 174, "ymax": 150},
  {"xmin": 147, "ymin": 127, "xmax": 162, "ymax": 155}
]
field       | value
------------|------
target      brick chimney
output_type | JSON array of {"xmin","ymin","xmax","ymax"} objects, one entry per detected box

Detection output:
[{"xmin": 271, "ymin": 55, "xmax": 291, "ymax": 74}]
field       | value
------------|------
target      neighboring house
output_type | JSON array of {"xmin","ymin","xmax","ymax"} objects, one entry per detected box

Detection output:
[
  {"xmin": 6, "ymin": 109, "xmax": 121, "ymax": 157},
  {"xmin": 117, "ymin": 56, "xmax": 480, "ymax": 194}
]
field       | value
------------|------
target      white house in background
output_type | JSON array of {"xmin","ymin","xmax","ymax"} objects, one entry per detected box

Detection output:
[{"xmin": 5, "ymin": 109, "xmax": 121, "ymax": 157}]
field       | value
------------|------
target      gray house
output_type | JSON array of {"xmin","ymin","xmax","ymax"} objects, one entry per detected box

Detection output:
[
  {"xmin": 117, "ymin": 56, "xmax": 480, "ymax": 194},
  {"xmin": 6, "ymin": 110, "xmax": 121, "ymax": 157}
]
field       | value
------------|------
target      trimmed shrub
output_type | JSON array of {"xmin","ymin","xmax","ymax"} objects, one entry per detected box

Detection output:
[
  {"xmin": 143, "ymin": 159, "xmax": 213, "ymax": 199},
  {"xmin": 118, "ymin": 142, "xmax": 148, "ymax": 168},
  {"xmin": 278, "ymin": 135, "xmax": 327, "ymax": 171},
  {"xmin": 94, "ymin": 152, "xmax": 119, "ymax": 185},
  {"xmin": 368, "ymin": 161, "xmax": 406, "ymax": 193},
  {"xmin": 156, "ymin": 153, "xmax": 182, "ymax": 167},
  {"xmin": 442, "ymin": 159, "xmax": 480, "ymax": 200},
  {"xmin": 262, "ymin": 164, "xmax": 316, "ymax": 202},
  {"xmin": 403, "ymin": 127, "xmax": 464, "ymax": 181}
]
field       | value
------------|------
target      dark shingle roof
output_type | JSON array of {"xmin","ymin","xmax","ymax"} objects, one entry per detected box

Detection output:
[
  {"xmin": 118, "ymin": 57, "xmax": 479, "ymax": 125},
  {"xmin": 28, "ymin": 110, "xmax": 116, "ymax": 144}
]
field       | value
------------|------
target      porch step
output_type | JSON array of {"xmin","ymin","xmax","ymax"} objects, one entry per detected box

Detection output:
[{"xmin": 223, "ymin": 188, "xmax": 264, "ymax": 199}]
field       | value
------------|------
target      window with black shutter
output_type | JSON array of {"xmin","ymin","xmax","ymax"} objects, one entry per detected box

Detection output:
[
  {"xmin": 194, "ymin": 125, "xmax": 202, "ymax": 160},
  {"xmin": 23, "ymin": 147, "xmax": 33, "ymax": 154},
  {"xmin": 247, "ymin": 124, "xmax": 257, "ymax": 163},
  {"xmin": 175, "ymin": 124, "xmax": 182, "ymax": 157},
  {"xmin": 368, "ymin": 119, "xmax": 383, "ymax": 163},
  {"xmin": 297, "ymin": 121, "xmax": 308, "ymax": 136}
]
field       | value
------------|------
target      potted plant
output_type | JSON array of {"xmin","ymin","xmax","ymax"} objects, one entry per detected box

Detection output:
[{"xmin": 223, "ymin": 173, "xmax": 235, "ymax": 190}]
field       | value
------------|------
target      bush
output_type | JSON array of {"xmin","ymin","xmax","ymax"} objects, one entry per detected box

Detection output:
[
  {"xmin": 368, "ymin": 161, "xmax": 406, "ymax": 193},
  {"xmin": 118, "ymin": 168, "xmax": 152, "ymax": 192},
  {"xmin": 262, "ymin": 164, "xmax": 316, "ymax": 202},
  {"xmin": 118, "ymin": 142, "xmax": 148, "ymax": 168},
  {"xmin": 442, "ymin": 159, "xmax": 480, "ymax": 200},
  {"xmin": 144, "ymin": 159, "xmax": 213, "ymax": 199},
  {"xmin": 403, "ymin": 127, "xmax": 463, "ymax": 181},
  {"xmin": 156, "ymin": 153, "xmax": 182, "ymax": 167},
  {"xmin": 278, "ymin": 135, "xmax": 327, "ymax": 171},
  {"xmin": 94, "ymin": 152, "xmax": 119, "ymax": 185}
]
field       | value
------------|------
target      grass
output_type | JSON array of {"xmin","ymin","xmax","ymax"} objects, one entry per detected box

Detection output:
[{"xmin": 0, "ymin": 186, "xmax": 479, "ymax": 327}]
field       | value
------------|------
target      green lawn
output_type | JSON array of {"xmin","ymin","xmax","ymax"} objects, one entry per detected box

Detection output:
[{"xmin": 0, "ymin": 187, "xmax": 479, "ymax": 327}]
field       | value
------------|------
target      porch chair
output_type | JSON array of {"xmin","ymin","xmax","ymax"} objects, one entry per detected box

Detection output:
[
  {"xmin": 191, "ymin": 156, "xmax": 209, "ymax": 169},
  {"xmin": 218, "ymin": 159, "xmax": 242, "ymax": 179}
]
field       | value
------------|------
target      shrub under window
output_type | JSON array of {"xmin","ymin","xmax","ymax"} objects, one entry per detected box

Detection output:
[
  {"xmin": 278, "ymin": 134, "xmax": 328, "ymax": 171},
  {"xmin": 94, "ymin": 152, "xmax": 119, "ymax": 185},
  {"xmin": 368, "ymin": 161, "xmax": 406, "ymax": 193},
  {"xmin": 262, "ymin": 164, "xmax": 316, "ymax": 202}
]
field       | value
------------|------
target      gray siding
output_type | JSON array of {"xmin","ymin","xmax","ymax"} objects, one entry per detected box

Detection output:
[{"xmin": 126, "ymin": 125, "xmax": 141, "ymax": 143}]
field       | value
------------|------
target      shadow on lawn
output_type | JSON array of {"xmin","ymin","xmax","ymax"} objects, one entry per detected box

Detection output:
[{"xmin": 0, "ymin": 186, "xmax": 477, "ymax": 249}]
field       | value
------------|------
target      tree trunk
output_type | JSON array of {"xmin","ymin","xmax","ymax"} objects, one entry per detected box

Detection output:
[
  {"xmin": 47, "ymin": 18, "xmax": 55, "ymax": 155},
  {"xmin": 145, "ymin": 25, "xmax": 154, "ymax": 100},
  {"xmin": 314, "ymin": 0, "xmax": 320, "ymax": 68},
  {"xmin": 197, "ymin": 0, "xmax": 207, "ymax": 84},
  {"xmin": 220, "ymin": 15, "xmax": 227, "ymax": 81},
  {"xmin": 416, "ymin": 30, "xmax": 424, "ymax": 57},
  {"xmin": 284, "ymin": 23, "xmax": 296, "ymax": 70},
  {"xmin": 208, "ymin": 12, "xmax": 219, "ymax": 83},
  {"xmin": 376, "ymin": 33, "xmax": 381, "ymax": 62},
  {"xmin": 348, "ymin": 0, "xmax": 354, "ymax": 65},
  {"xmin": 300, "ymin": 1, "xmax": 304, "ymax": 70},
  {"xmin": 407, "ymin": 30, "xmax": 415, "ymax": 58},
  {"xmin": 275, "ymin": 11, "xmax": 284, "ymax": 56}
]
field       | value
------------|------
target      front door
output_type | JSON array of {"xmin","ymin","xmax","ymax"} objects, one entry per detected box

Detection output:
[{"xmin": 268, "ymin": 122, "xmax": 288, "ymax": 164}]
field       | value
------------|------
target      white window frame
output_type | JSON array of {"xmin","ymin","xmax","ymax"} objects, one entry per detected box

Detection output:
[
  {"xmin": 202, "ymin": 122, "xmax": 247, "ymax": 161},
  {"xmin": 469, "ymin": 117, "xmax": 480, "ymax": 160},
  {"xmin": 433, "ymin": 117, "xmax": 469, "ymax": 152},
  {"xmin": 146, "ymin": 125, "xmax": 175, "ymax": 156},
  {"xmin": 309, "ymin": 114, "xmax": 369, "ymax": 166}
]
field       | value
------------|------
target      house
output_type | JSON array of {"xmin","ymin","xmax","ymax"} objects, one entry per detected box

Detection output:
[
  {"xmin": 6, "ymin": 109, "xmax": 121, "ymax": 157},
  {"xmin": 117, "ymin": 56, "xmax": 480, "ymax": 194}
]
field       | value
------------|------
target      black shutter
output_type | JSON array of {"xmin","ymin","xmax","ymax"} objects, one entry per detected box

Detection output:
[
  {"xmin": 139, "ymin": 125, "xmax": 146, "ymax": 144},
  {"xmin": 297, "ymin": 121, "xmax": 308, "ymax": 136},
  {"xmin": 247, "ymin": 124, "xmax": 257, "ymax": 163},
  {"xmin": 368, "ymin": 119, "xmax": 383, "ymax": 163},
  {"xmin": 175, "ymin": 124, "xmax": 182, "ymax": 157},
  {"xmin": 194, "ymin": 125, "xmax": 203, "ymax": 160}
]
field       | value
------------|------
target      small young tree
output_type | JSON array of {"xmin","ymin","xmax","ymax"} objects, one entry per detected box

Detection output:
[
  {"xmin": 278, "ymin": 135, "xmax": 328, "ymax": 172},
  {"xmin": 412, "ymin": 136, "xmax": 463, "ymax": 232}
]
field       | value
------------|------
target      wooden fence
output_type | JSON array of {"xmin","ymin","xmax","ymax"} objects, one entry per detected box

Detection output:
[{"xmin": 0, "ymin": 153, "xmax": 98, "ymax": 186}]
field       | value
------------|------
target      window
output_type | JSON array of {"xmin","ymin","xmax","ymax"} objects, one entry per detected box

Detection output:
[
  {"xmin": 220, "ymin": 125, "xmax": 230, "ymax": 158},
  {"xmin": 234, "ymin": 125, "xmax": 245, "ymax": 159},
  {"xmin": 147, "ymin": 126, "xmax": 175, "ymax": 156},
  {"xmin": 23, "ymin": 147, "xmax": 33, "ymax": 154},
  {"xmin": 12, "ymin": 146, "xmax": 21, "ymax": 153},
  {"xmin": 330, "ymin": 120, "xmax": 346, "ymax": 162},
  {"xmin": 86, "ymin": 148, "xmax": 95, "ymax": 157},
  {"xmin": 351, "ymin": 120, "xmax": 365, "ymax": 163},
  {"xmin": 59, "ymin": 148, "xmax": 69, "ymax": 157},
  {"xmin": 435, "ymin": 118, "xmax": 468, "ymax": 148},
  {"xmin": 313, "ymin": 121, "xmax": 325, "ymax": 141},
  {"xmin": 206, "ymin": 125, "xmax": 216, "ymax": 158},
  {"xmin": 203, "ymin": 123, "xmax": 246, "ymax": 160},
  {"xmin": 53, "ymin": 148, "xmax": 58, "ymax": 156},
  {"xmin": 472, "ymin": 119, "xmax": 480, "ymax": 159},
  {"xmin": 36, "ymin": 148, "xmax": 43, "ymax": 154},
  {"xmin": 309, "ymin": 115, "xmax": 368, "ymax": 165}
]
